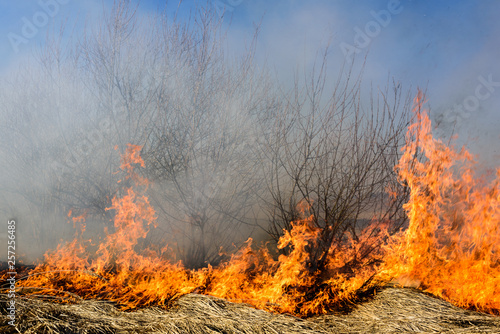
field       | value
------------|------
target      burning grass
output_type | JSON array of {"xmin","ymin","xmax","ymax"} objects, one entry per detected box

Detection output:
[
  {"xmin": 380, "ymin": 91, "xmax": 500, "ymax": 314},
  {"xmin": 1, "ymin": 91, "xmax": 500, "ymax": 326}
]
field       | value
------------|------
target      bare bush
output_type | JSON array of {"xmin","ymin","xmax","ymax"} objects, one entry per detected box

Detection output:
[
  {"xmin": 259, "ymin": 53, "xmax": 414, "ymax": 275},
  {"xmin": 139, "ymin": 4, "xmax": 274, "ymax": 268}
]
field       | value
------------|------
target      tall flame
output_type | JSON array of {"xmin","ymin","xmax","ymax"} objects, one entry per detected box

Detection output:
[{"xmin": 381, "ymin": 91, "xmax": 500, "ymax": 314}]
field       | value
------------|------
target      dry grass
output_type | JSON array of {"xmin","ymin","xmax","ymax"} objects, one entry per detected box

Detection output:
[{"xmin": 1, "ymin": 287, "xmax": 499, "ymax": 333}]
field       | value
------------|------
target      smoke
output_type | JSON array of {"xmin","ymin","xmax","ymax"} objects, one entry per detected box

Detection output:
[
  {"xmin": 0, "ymin": 1, "xmax": 273, "ymax": 266},
  {"xmin": 0, "ymin": 0, "xmax": 498, "ymax": 264},
  {"xmin": 227, "ymin": 0, "xmax": 500, "ymax": 161}
]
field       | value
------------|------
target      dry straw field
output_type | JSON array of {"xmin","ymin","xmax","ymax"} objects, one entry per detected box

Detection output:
[{"xmin": 2, "ymin": 287, "xmax": 500, "ymax": 333}]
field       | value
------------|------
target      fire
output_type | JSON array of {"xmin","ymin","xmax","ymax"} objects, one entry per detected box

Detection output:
[
  {"xmin": 6, "ymin": 95, "xmax": 500, "ymax": 317},
  {"xmin": 22, "ymin": 145, "xmax": 200, "ymax": 309},
  {"xmin": 201, "ymin": 209, "xmax": 386, "ymax": 316},
  {"xmin": 380, "ymin": 91, "xmax": 500, "ymax": 314},
  {"xmin": 14, "ymin": 146, "xmax": 383, "ymax": 317}
]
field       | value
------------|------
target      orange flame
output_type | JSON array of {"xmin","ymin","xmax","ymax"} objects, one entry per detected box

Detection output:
[{"xmin": 381, "ymin": 90, "xmax": 500, "ymax": 314}]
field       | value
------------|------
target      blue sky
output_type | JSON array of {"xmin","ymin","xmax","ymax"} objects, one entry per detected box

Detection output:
[{"xmin": 1, "ymin": 0, "xmax": 499, "ymax": 166}]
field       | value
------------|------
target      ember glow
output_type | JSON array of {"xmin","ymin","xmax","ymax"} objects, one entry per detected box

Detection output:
[{"xmin": 10, "ymin": 96, "xmax": 500, "ymax": 316}]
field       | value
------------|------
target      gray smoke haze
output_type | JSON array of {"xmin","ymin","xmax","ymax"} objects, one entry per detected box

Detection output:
[
  {"xmin": 0, "ymin": 0, "xmax": 499, "ymax": 264},
  {"xmin": 223, "ymin": 0, "xmax": 500, "ymax": 161}
]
